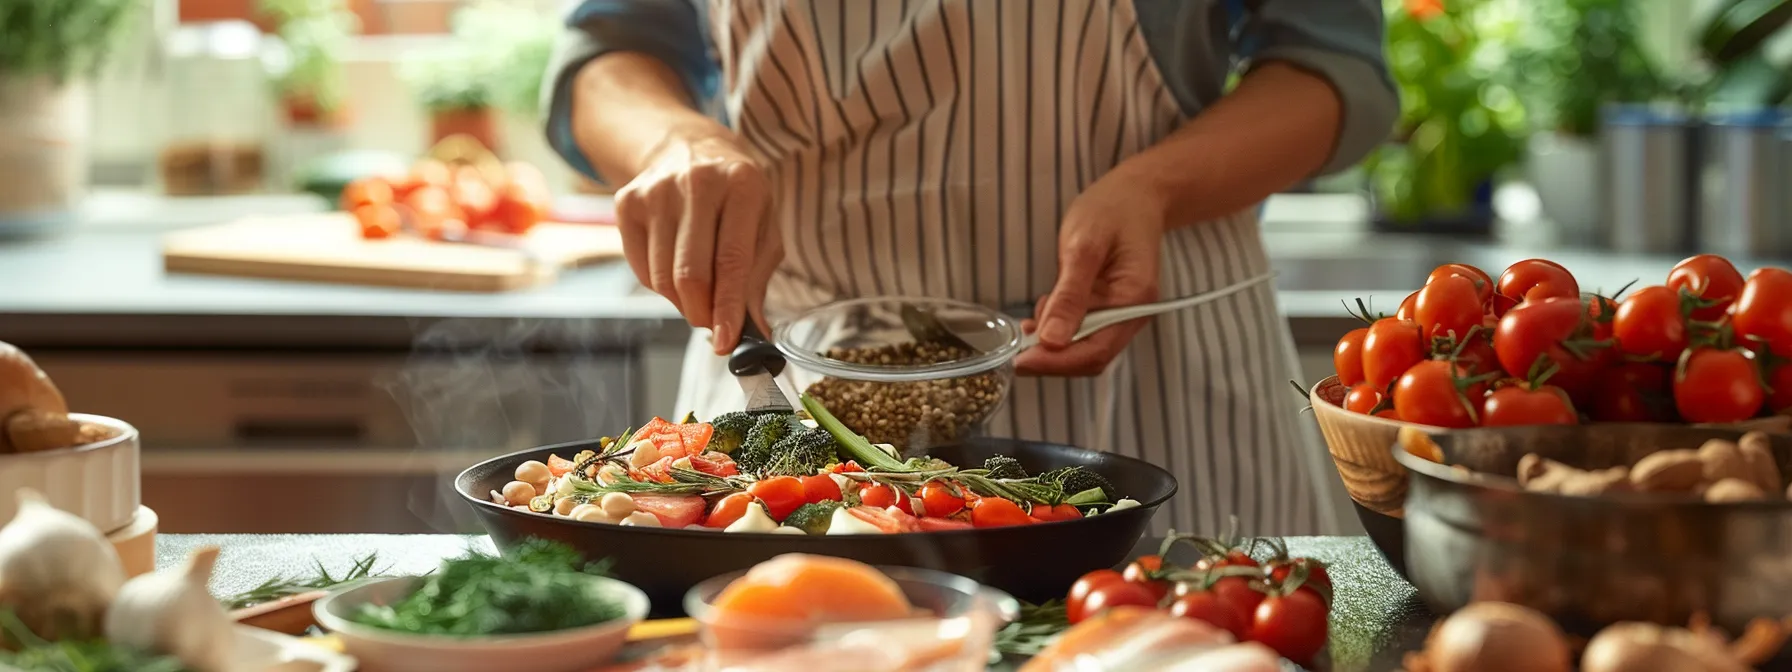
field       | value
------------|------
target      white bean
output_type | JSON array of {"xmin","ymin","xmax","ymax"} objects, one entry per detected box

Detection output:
[
  {"xmin": 620, "ymin": 511, "xmax": 661, "ymax": 527},
  {"xmin": 599, "ymin": 492, "xmax": 637, "ymax": 518},
  {"xmin": 514, "ymin": 460, "xmax": 552, "ymax": 489},
  {"xmin": 570, "ymin": 504, "xmax": 612, "ymax": 523},
  {"xmin": 501, "ymin": 481, "xmax": 536, "ymax": 506},
  {"xmin": 553, "ymin": 497, "xmax": 577, "ymax": 516}
]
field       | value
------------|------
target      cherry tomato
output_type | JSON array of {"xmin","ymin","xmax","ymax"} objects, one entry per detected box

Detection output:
[
  {"xmin": 1731, "ymin": 269, "xmax": 1792, "ymax": 358},
  {"xmin": 1362, "ymin": 318, "xmax": 1426, "ymax": 389},
  {"xmin": 1481, "ymin": 385, "xmax": 1578, "ymax": 426},
  {"xmin": 1497, "ymin": 259, "xmax": 1580, "ymax": 304},
  {"xmin": 1079, "ymin": 581, "xmax": 1159, "ymax": 623},
  {"xmin": 1449, "ymin": 332, "xmax": 1501, "ymax": 377},
  {"xmin": 1614, "ymin": 285, "xmax": 1690, "ymax": 362},
  {"xmin": 1342, "ymin": 383, "xmax": 1384, "ymax": 415},
  {"xmin": 399, "ymin": 159, "xmax": 453, "ymax": 199},
  {"xmin": 1210, "ymin": 549, "xmax": 1260, "ymax": 568},
  {"xmin": 1374, "ymin": 408, "xmax": 1401, "ymax": 420},
  {"xmin": 1250, "ymin": 590, "xmax": 1330, "ymax": 664},
  {"xmin": 1029, "ymin": 503, "xmax": 1082, "ymax": 522},
  {"xmin": 969, "ymin": 497, "xmax": 1032, "ymax": 528},
  {"xmin": 1770, "ymin": 364, "xmax": 1792, "ymax": 415},
  {"xmin": 1067, "ymin": 569, "xmax": 1129, "ymax": 624},
  {"xmin": 1590, "ymin": 362, "xmax": 1675, "ymax": 423},
  {"xmin": 1334, "ymin": 327, "xmax": 1370, "ymax": 387},
  {"xmin": 1393, "ymin": 360, "xmax": 1482, "ymax": 428},
  {"xmin": 831, "ymin": 461, "xmax": 866, "ymax": 474},
  {"xmin": 352, "ymin": 203, "xmax": 400, "ymax": 240},
  {"xmin": 404, "ymin": 185, "xmax": 466, "ymax": 239},
  {"xmin": 1427, "ymin": 263, "xmax": 1495, "ymax": 304},
  {"xmin": 1667, "ymin": 254, "xmax": 1745, "ymax": 320},
  {"xmin": 1415, "ymin": 274, "xmax": 1484, "ymax": 342},
  {"xmin": 799, "ymin": 474, "xmax": 843, "ymax": 504},
  {"xmin": 341, "ymin": 177, "xmax": 395, "ymax": 211},
  {"xmin": 1493, "ymin": 297, "xmax": 1611, "ymax": 398},
  {"xmin": 747, "ymin": 476, "xmax": 806, "ymax": 521},
  {"xmin": 918, "ymin": 481, "xmax": 966, "ymax": 517},
  {"xmin": 450, "ymin": 167, "xmax": 499, "ymax": 228},
  {"xmin": 1121, "ymin": 555, "xmax": 1171, "ymax": 601},
  {"xmin": 1168, "ymin": 591, "xmax": 1248, "ymax": 639},
  {"xmin": 504, "ymin": 161, "xmax": 549, "ymax": 192},
  {"xmin": 705, "ymin": 492, "xmax": 754, "ymax": 528},
  {"xmin": 493, "ymin": 181, "xmax": 549, "ymax": 235},
  {"xmin": 857, "ymin": 483, "xmax": 913, "ymax": 514},
  {"xmin": 1396, "ymin": 292, "xmax": 1419, "ymax": 321},
  {"xmin": 1674, "ymin": 347, "xmax": 1766, "ymax": 424},
  {"xmin": 1210, "ymin": 576, "xmax": 1267, "ymax": 624},
  {"xmin": 1488, "ymin": 293, "xmax": 1519, "ymax": 319},
  {"xmin": 1267, "ymin": 558, "xmax": 1333, "ymax": 604}
]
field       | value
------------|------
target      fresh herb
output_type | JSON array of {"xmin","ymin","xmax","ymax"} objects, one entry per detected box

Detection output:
[
  {"xmin": 0, "ymin": 611, "xmax": 192, "ymax": 672},
  {"xmin": 0, "ymin": 0, "xmax": 139, "ymax": 84},
  {"xmin": 220, "ymin": 552, "xmax": 386, "ymax": 610},
  {"xmin": 350, "ymin": 539, "xmax": 625, "ymax": 637},
  {"xmin": 992, "ymin": 600, "xmax": 1070, "ymax": 657}
]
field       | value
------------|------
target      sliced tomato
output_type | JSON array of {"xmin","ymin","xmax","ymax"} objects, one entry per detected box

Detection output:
[
  {"xmin": 635, "ymin": 417, "xmax": 711, "ymax": 459},
  {"xmin": 1029, "ymin": 503, "xmax": 1083, "ymax": 522},
  {"xmin": 831, "ymin": 461, "xmax": 866, "ymax": 474},
  {"xmin": 689, "ymin": 451, "xmax": 740, "ymax": 477},
  {"xmin": 631, "ymin": 494, "xmax": 705, "ymax": 528},
  {"xmin": 675, "ymin": 423, "xmax": 714, "ymax": 455},
  {"xmin": 846, "ymin": 506, "xmax": 920, "ymax": 534},
  {"xmin": 916, "ymin": 516, "xmax": 974, "ymax": 532},
  {"xmin": 546, "ymin": 454, "xmax": 577, "ymax": 477}
]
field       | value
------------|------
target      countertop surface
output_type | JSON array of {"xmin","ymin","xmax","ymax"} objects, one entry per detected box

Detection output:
[
  {"xmin": 161, "ymin": 533, "xmax": 1429, "ymax": 672},
  {"xmin": 1, "ymin": 189, "xmax": 1772, "ymax": 349}
]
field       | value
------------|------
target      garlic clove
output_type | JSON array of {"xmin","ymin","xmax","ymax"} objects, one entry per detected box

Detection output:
[
  {"xmin": 105, "ymin": 545, "xmax": 236, "ymax": 672},
  {"xmin": 0, "ymin": 488, "xmax": 125, "ymax": 640}
]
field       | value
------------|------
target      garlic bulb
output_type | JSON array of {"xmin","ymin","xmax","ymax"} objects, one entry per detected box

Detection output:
[
  {"xmin": 105, "ymin": 546, "xmax": 235, "ymax": 672},
  {"xmin": 0, "ymin": 488, "xmax": 125, "ymax": 639}
]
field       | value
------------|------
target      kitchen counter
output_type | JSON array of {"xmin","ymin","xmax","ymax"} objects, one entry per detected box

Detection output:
[{"xmin": 161, "ymin": 533, "xmax": 1430, "ymax": 671}]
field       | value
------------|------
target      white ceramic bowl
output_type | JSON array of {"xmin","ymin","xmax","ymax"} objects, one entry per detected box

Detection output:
[
  {"xmin": 232, "ymin": 624, "xmax": 358, "ymax": 672},
  {"xmin": 0, "ymin": 414, "xmax": 139, "ymax": 533},
  {"xmin": 313, "ymin": 575, "xmax": 649, "ymax": 672}
]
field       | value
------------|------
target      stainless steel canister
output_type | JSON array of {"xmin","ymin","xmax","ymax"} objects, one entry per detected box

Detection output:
[
  {"xmin": 1600, "ymin": 104, "xmax": 1694, "ymax": 254},
  {"xmin": 1699, "ymin": 109, "xmax": 1790, "ymax": 260}
]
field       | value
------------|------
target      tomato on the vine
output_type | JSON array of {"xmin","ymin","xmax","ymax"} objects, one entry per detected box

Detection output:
[
  {"xmin": 1208, "ymin": 576, "xmax": 1266, "ymax": 625},
  {"xmin": 857, "ymin": 483, "xmax": 913, "ymax": 514},
  {"xmin": 1448, "ymin": 333, "xmax": 1501, "ymax": 377},
  {"xmin": 1070, "ymin": 573, "xmax": 1156, "ymax": 624},
  {"xmin": 1480, "ymin": 385, "xmax": 1578, "ymax": 426},
  {"xmin": 1427, "ymin": 263, "xmax": 1495, "ymax": 304},
  {"xmin": 1068, "ymin": 570, "xmax": 1126, "ymax": 624},
  {"xmin": 1667, "ymin": 254, "xmax": 1745, "ymax": 321},
  {"xmin": 1674, "ymin": 348, "xmax": 1765, "ymax": 424},
  {"xmin": 968, "ymin": 497, "xmax": 1031, "ymax": 528},
  {"xmin": 1362, "ymin": 318, "xmax": 1426, "ymax": 389},
  {"xmin": 1250, "ymin": 590, "xmax": 1330, "ymax": 663},
  {"xmin": 1493, "ymin": 297, "xmax": 1611, "ymax": 398},
  {"xmin": 1396, "ymin": 292, "xmax": 1419, "ymax": 321},
  {"xmin": 1613, "ymin": 285, "xmax": 1690, "ymax": 362},
  {"xmin": 1497, "ymin": 259, "xmax": 1580, "ymax": 304},
  {"xmin": 1194, "ymin": 549, "xmax": 1259, "ymax": 570},
  {"xmin": 1731, "ymin": 269, "xmax": 1792, "ymax": 358},
  {"xmin": 1590, "ymin": 362, "xmax": 1675, "ymax": 422},
  {"xmin": 1168, "ymin": 591, "xmax": 1248, "ymax": 639},
  {"xmin": 1334, "ymin": 327, "xmax": 1370, "ymax": 387},
  {"xmin": 1415, "ymin": 274, "xmax": 1484, "ymax": 342},
  {"xmin": 1342, "ymin": 383, "xmax": 1384, "ymax": 415},
  {"xmin": 1121, "ymin": 555, "xmax": 1171, "ymax": 601},
  {"xmin": 1769, "ymin": 364, "xmax": 1792, "ymax": 415},
  {"xmin": 1267, "ymin": 558, "xmax": 1333, "ymax": 604},
  {"xmin": 1392, "ymin": 360, "xmax": 1484, "ymax": 428},
  {"xmin": 918, "ymin": 481, "xmax": 965, "ymax": 517},
  {"xmin": 799, "ymin": 474, "xmax": 843, "ymax": 504},
  {"xmin": 747, "ymin": 476, "xmax": 806, "ymax": 521}
]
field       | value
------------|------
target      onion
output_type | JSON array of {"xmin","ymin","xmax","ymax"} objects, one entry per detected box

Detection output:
[
  {"xmin": 1419, "ymin": 602, "xmax": 1573, "ymax": 672},
  {"xmin": 1581, "ymin": 623, "xmax": 1747, "ymax": 672}
]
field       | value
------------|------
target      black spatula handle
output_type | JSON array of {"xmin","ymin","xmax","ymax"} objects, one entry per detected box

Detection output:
[{"xmin": 729, "ymin": 320, "xmax": 785, "ymax": 377}]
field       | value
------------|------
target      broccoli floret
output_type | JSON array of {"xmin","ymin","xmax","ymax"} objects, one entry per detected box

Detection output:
[
  {"xmin": 783, "ymin": 501, "xmax": 843, "ymax": 535},
  {"xmin": 705, "ymin": 411, "xmax": 759, "ymax": 455},
  {"xmin": 763, "ymin": 427, "xmax": 839, "ymax": 477},
  {"xmin": 983, "ymin": 455, "xmax": 1028, "ymax": 480},
  {"xmin": 735, "ymin": 414, "xmax": 798, "ymax": 474},
  {"xmin": 1040, "ymin": 466, "xmax": 1117, "ymax": 501}
]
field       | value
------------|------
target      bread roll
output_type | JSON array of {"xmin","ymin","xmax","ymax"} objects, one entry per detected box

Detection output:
[{"xmin": 0, "ymin": 341, "xmax": 70, "ymax": 453}]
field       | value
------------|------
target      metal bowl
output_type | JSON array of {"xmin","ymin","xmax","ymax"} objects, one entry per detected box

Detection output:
[
  {"xmin": 1394, "ymin": 424, "xmax": 1792, "ymax": 638},
  {"xmin": 456, "ymin": 437, "xmax": 1177, "ymax": 617}
]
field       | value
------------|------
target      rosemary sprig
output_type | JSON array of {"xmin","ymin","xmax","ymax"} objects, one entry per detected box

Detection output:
[
  {"xmin": 219, "ymin": 553, "xmax": 386, "ymax": 610},
  {"xmin": 993, "ymin": 600, "xmax": 1070, "ymax": 656}
]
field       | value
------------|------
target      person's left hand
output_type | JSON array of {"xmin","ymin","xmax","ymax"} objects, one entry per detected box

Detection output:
[{"xmin": 1015, "ymin": 173, "xmax": 1166, "ymax": 377}]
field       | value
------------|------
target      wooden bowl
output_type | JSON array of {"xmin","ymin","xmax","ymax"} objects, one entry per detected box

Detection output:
[{"xmin": 1308, "ymin": 377, "xmax": 1429, "ymax": 519}]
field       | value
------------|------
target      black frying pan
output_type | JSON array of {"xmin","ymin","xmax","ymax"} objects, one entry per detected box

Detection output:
[{"xmin": 456, "ymin": 436, "xmax": 1178, "ymax": 616}]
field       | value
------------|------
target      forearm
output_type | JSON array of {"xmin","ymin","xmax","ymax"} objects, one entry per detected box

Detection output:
[
  {"xmin": 571, "ymin": 52, "xmax": 728, "ymax": 185},
  {"xmin": 1113, "ymin": 62, "xmax": 1342, "ymax": 227}
]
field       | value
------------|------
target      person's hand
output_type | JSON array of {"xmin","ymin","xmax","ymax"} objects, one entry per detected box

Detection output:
[
  {"xmin": 614, "ymin": 124, "xmax": 781, "ymax": 354},
  {"xmin": 1015, "ymin": 175, "xmax": 1165, "ymax": 377}
]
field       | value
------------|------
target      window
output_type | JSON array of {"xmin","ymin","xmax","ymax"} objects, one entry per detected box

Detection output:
[{"xmin": 177, "ymin": 0, "xmax": 513, "ymax": 36}]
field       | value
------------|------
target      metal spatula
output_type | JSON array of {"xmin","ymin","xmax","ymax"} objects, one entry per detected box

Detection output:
[{"xmin": 729, "ymin": 321, "xmax": 794, "ymax": 413}]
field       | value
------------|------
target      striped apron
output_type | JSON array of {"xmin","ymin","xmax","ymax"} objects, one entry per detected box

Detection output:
[{"xmin": 673, "ymin": 0, "xmax": 1342, "ymax": 535}]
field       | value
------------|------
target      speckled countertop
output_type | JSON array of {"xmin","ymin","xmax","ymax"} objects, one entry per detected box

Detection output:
[{"xmin": 160, "ymin": 534, "xmax": 1429, "ymax": 672}]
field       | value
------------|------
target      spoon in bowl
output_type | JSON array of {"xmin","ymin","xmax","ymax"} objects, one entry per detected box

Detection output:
[{"xmin": 1013, "ymin": 272, "xmax": 1278, "ymax": 350}]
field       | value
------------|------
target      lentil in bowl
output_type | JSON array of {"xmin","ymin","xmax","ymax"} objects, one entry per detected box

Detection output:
[{"xmin": 774, "ymin": 297, "xmax": 1021, "ymax": 453}]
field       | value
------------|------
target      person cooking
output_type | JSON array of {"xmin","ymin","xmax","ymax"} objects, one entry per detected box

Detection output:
[{"xmin": 543, "ymin": 0, "xmax": 1396, "ymax": 535}]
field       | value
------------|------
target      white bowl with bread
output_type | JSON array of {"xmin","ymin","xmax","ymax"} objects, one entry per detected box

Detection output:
[{"xmin": 0, "ymin": 341, "xmax": 155, "ymax": 576}]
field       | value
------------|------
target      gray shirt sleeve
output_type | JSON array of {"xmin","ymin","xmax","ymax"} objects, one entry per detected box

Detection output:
[{"xmin": 540, "ymin": 0, "xmax": 720, "ymax": 182}]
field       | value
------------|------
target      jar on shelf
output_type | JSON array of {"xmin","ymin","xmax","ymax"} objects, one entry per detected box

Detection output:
[{"xmin": 157, "ymin": 21, "xmax": 270, "ymax": 197}]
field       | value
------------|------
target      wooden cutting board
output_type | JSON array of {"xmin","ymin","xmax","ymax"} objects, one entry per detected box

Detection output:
[{"xmin": 162, "ymin": 213, "xmax": 626, "ymax": 292}]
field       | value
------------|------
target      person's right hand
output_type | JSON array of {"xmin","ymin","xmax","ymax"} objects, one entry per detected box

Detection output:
[{"xmin": 614, "ymin": 125, "xmax": 780, "ymax": 355}]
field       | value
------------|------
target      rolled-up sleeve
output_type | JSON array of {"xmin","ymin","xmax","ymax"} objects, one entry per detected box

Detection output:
[
  {"xmin": 541, "ymin": 0, "xmax": 720, "ymax": 182},
  {"xmin": 1240, "ymin": 0, "xmax": 1399, "ymax": 175}
]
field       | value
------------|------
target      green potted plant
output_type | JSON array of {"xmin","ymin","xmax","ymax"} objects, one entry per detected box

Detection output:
[
  {"xmin": 402, "ymin": 2, "xmax": 558, "ymax": 154},
  {"xmin": 403, "ymin": 47, "xmax": 502, "ymax": 152},
  {"xmin": 0, "ymin": 0, "xmax": 138, "ymax": 237},
  {"xmin": 261, "ymin": 0, "xmax": 359, "ymax": 128},
  {"xmin": 1364, "ymin": 0, "xmax": 1529, "ymax": 234}
]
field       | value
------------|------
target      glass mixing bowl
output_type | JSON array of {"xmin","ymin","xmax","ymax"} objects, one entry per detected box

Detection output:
[{"xmin": 773, "ymin": 297, "xmax": 1022, "ymax": 453}]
